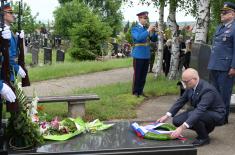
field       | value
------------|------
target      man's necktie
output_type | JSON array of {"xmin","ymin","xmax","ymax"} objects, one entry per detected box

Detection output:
[{"xmin": 191, "ymin": 89, "xmax": 195, "ymax": 101}]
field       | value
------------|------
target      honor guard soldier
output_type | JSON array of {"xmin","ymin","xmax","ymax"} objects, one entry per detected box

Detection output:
[
  {"xmin": 131, "ymin": 11, "xmax": 158, "ymax": 97},
  {"xmin": 0, "ymin": 2, "xmax": 17, "ymax": 151},
  {"xmin": 208, "ymin": 2, "xmax": 235, "ymax": 124},
  {"xmin": 3, "ymin": 3, "xmax": 26, "ymax": 81}
]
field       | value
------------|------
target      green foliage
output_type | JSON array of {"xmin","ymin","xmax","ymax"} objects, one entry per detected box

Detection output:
[
  {"xmin": 68, "ymin": 17, "xmax": 112, "ymax": 60},
  {"xmin": 54, "ymin": 0, "xmax": 112, "ymax": 60},
  {"xmin": 69, "ymin": 48, "xmax": 96, "ymax": 60},
  {"xmin": 124, "ymin": 21, "xmax": 130, "ymax": 33},
  {"xmin": 7, "ymin": 80, "xmax": 44, "ymax": 148},
  {"xmin": 11, "ymin": 2, "xmax": 39, "ymax": 34},
  {"xmin": 78, "ymin": 0, "xmax": 124, "ymax": 36},
  {"xmin": 58, "ymin": 0, "xmax": 72, "ymax": 4},
  {"xmin": 125, "ymin": 21, "xmax": 137, "ymax": 44}
]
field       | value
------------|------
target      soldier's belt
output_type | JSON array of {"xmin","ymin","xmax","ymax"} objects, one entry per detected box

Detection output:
[{"xmin": 134, "ymin": 43, "xmax": 149, "ymax": 47}]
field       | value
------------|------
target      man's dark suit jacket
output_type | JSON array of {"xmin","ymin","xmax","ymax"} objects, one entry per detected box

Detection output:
[{"xmin": 169, "ymin": 79, "xmax": 226, "ymax": 127}]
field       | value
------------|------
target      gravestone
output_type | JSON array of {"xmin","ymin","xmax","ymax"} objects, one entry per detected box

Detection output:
[
  {"xmin": 44, "ymin": 38, "xmax": 48, "ymax": 47},
  {"xmin": 44, "ymin": 47, "xmax": 52, "ymax": 65},
  {"xmin": 31, "ymin": 41, "xmax": 40, "ymax": 66},
  {"xmin": 56, "ymin": 49, "xmax": 65, "ymax": 62},
  {"xmin": 9, "ymin": 121, "xmax": 197, "ymax": 155},
  {"xmin": 190, "ymin": 43, "xmax": 211, "ymax": 81},
  {"xmin": 54, "ymin": 36, "xmax": 61, "ymax": 48}
]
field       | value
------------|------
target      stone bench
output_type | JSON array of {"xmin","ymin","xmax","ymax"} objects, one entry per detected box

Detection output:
[{"xmin": 27, "ymin": 94, "xmax": 100, "ymax": 118}]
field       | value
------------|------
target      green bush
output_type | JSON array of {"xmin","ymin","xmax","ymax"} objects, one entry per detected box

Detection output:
[{"xmin": 69, "ymin": 47, "xmax": 96, "ymax": 60}]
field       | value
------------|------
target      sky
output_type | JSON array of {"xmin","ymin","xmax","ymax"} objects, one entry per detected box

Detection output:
[{"xmin": 12, "ymin": 0, "xmax": 195, "ymax": 23}]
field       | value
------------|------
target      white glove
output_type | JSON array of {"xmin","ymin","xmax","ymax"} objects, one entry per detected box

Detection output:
[
  {"xmin": 16, "ymin": 30, "xmax": 24, "ymax": 39},
  {"xmin": 18, "ymin": 66, "xmax": 26, "ymax": 78},
  {"xmin": 0, "ymin": 83, "xmax": 16, "ymax": 102},
  {"xmin": 1, "ymin": 26, "xmax": 11, "ymax": 40}
]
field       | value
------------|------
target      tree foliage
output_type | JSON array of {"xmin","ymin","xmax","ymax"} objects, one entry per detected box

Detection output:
[
  {"xmin": 58, "ymin": 0, "xmax": 123, "ymax": 37},
  {"xmin": 54, "ymin": 0, "xmax": 112, "ymax": 60},
  {"xmin": 11, "ymin": 2, "xmax": 39, "ymax": 34}
]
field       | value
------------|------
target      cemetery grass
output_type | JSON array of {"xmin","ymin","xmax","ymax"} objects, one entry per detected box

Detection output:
[
  {"xmin": 26, "ymin": 52, "xmax": 132, "ymax": 82},
  {"xmin": 36, "ymin": 75, "xmax": 178, "ymax": 121}
]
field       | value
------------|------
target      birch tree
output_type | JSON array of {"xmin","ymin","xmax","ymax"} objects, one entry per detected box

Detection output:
[
  {"xmin": 154, "ymin": 0, "xmax": 165, "ymax": 78},
  {"xmin": 194, "ymin": 0, "xmax": 210, "ymax": 43},
  {"xmin": 167, "ymin": 0, "xmax": 180, "ymax": 80}
]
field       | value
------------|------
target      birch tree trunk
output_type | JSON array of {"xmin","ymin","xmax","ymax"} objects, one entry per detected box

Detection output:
[
  {"xmin": 194, "ymin": 0, "xmax": 210, "ymax": 43},
  {"xmin": 154, "ymin": 0, "xmax": 165, "ymax": 78},
  {"xmin": 168, "ymin": 0, "xmax": 180, "ymax": 80}
]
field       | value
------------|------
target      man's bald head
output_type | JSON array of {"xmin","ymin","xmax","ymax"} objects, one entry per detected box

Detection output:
[
  {"xmin": 182, "ymin": 68, "xmax": 199, "ymax": 80},
  {"xmin": 181, "ymin": 68, "xmax": 200, "ymax": 89}
]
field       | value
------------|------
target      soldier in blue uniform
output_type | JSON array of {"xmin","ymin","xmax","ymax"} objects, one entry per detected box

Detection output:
[
  {"xmin": 131, "ymin": 11, "xmax": 158, "ymax": 97},
  {"xmin": 3, "ymin": 3, "xmax": 26, "ymax": 81},
  {"xmin": 0, "ymin": 3, "xmax": 18, "ymax": 150},
  {"xmin": 157, "ymin": 68, "xmax": 225, "ymax": 147},
  {"xmin": 208, "ymin": 2, "xmax": 235, "ymax": 124}
]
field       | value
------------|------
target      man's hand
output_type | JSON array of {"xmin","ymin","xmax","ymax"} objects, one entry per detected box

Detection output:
[
  {"xmin": 171, "ymin": 124, "xmax": 187, "ymax": 139},
  {"xmin": 228, "ymin": 68, "xmax": 235, "ymax": 77},
  {"xmin": 18, "ymin": 66, "xmax": 26, "ymax": 78},
  {"xmin": 1, "ymin": 26, "xmax": 11, "ymax": 40},
  {"xmin": 147, "ymin": 25, "xmax": 157, "ymax": 32},
  {"xmin": 157, "ymin": 114, "xmax": 169, "ymax": 123},
  {"xmin": 171, "ymin": 125, "xmax": 184, "ymax": 139},
  {"xmin": 0, "ymin": 83, "xmax": 16, "ymax": 102}
]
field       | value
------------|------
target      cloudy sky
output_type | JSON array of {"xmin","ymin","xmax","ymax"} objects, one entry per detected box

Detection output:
[{"xmin": 12, "ymin": 0, "xmax": 195, "ymax": 22}]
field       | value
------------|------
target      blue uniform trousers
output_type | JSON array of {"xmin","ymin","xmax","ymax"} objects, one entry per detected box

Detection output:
[
  {"xmin": 132, "ymin": 58, "xmax": 149, "ymax": 95},
  {"xmin": 173, "ymin": 111, "xmax": 218, "ymax": 139},
  {"xmin": 209, "ymin": 70, "xmax": 234, "ymax": 122}
]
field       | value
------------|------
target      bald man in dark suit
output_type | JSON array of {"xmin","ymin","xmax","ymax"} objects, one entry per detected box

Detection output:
[{"xmin": 158, "ymin": 68, "xmax": 226, "ymax": 147}]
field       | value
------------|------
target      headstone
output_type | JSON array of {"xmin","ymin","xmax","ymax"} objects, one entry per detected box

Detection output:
[
  {"xmin": 56, "ymin": 49, "xmax": 65, "ymax": 62},
  {"xmin": 31, "ymin": 41, "xmax": 40, "ymax": 66},
  {"xmin": 44, "ymin": 47, "xmax": 52, "ymax": 65},
  {"xmin": 15, "ymin": 121, "xmax": 196, "ymax": 155},
  {"xmin": 54, "ymin": 36, "xmax": 61, "ymax": 48},
  {"xmin": 190, "ymin": 43, "xmax": 211, "ymax": 81},
  {"xmin": 44, "ymin": 38, "xmax": 48, "ymax": 47}
]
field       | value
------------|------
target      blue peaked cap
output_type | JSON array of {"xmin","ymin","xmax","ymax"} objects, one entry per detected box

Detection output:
[{"xmin": 221, "ymin": 2, "xmax": 235, "ymax": 11}]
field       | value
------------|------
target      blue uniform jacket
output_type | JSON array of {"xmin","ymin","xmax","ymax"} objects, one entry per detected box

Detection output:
[
  {"xmin": 9, "ymin": 32, "xmax": 19, "ymax": 81},
  {"xmin": 0, "ymin": 33, "xmax": 19, "ymax": 90},
  {"xmin": 168, "ymin": 79, "xmax": 225, "ymax": 127},
  {"xmin": 131, "ymin": 24, "xmax": 158, "ymax": 59},
  {"xmin": 208, "ymin": 20, "xmax": 235, "ymax": 71}
]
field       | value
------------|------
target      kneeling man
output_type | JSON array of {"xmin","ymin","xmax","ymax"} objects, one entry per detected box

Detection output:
[{"xmin": 157, "ymin": 68, "xmax": 225, "ymax": 146}]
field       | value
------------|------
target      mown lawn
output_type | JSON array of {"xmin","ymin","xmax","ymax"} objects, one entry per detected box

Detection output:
[
  {"xmin": 36, "ymin": 74, "xmax": 179, "ymax": 121},
  {"xmin": 25, "ymin": 51, "xmax": 132, "ymax": 82}
]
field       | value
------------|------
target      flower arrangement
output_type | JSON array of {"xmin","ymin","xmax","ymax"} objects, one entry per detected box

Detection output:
[{"xmin": 7, "ymin": 79, "xmax": 44, "ymax": 150}]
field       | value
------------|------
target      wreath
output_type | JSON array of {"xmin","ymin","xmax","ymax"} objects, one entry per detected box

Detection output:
[{"xmin": 131, "ymin": 122, "xmax": 177, "ymax": 141}]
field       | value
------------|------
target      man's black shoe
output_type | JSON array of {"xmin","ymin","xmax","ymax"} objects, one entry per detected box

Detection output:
[
  {"xmin": 192, "ymin": 137, "xmax": 210, "ymax": 147},
  {"xmin": 224, "ymin": 118, "xmax": 229, "ymax": 124}
]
